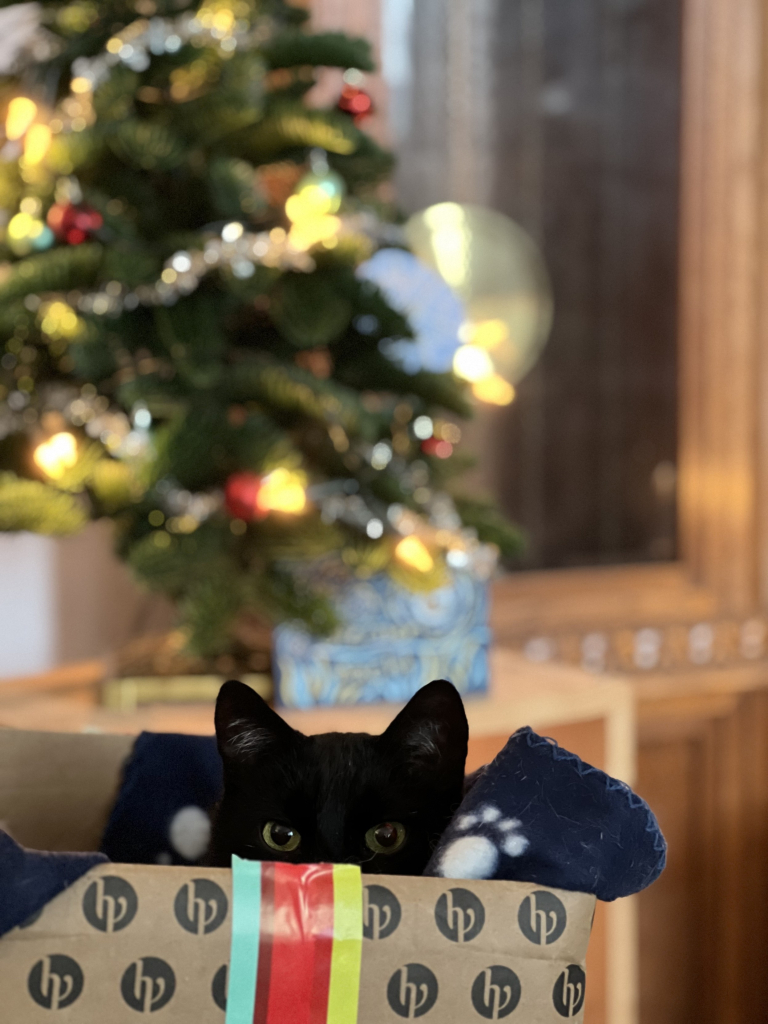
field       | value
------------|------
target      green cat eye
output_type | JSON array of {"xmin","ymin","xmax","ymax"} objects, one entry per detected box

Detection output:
[
  {"xmin": 262, "ymin": 821, "xmax": 301, "ymax": 852},
  {"xmin": 365, "ymin": 821, "xmax": 406, "ymax": 855}
]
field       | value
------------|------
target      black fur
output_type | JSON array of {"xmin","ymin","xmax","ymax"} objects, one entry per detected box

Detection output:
[{"xmin": 208, "ymin": 679, "xmax": 468, "ymax": 874}]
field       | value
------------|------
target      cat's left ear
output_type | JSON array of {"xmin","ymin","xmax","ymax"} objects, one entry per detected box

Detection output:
[
  {"xmin": 381, "ymin": 679, "xmax": 469, "ymax": 781},
  {"xmin": 215, "ymin": 679, "xmax": 298, "ymax": 763}
]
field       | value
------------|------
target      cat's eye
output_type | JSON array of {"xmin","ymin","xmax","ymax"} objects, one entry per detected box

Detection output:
[
  {"xmin": 262, "ymin": 821, "xmax": 301, "ymax": 852},
  {"xmin": 365, "ymin": 821, "xmax": 406, "ymax": 855}
]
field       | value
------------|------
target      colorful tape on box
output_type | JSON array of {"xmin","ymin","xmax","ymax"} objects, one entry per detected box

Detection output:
[{"xmin": 227, "ymin": 858, "xmax": 363, "ymax": 1024}]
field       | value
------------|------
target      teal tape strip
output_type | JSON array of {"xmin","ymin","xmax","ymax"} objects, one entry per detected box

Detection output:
[{"xmin": 226, "ymin": 856, "xmax": 262, "ymax": 1024}]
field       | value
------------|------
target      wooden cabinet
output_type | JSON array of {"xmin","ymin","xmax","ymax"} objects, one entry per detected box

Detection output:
[{"xmin": 636, "ymin": 669, "xmax": 768, "ymax": 1024}]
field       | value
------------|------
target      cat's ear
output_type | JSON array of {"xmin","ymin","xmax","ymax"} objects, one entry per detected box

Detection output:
[
  {"xmin": 381, "ymin": 679, "xmax": 468, "ymax": 780},
  {"xmin": 215, "ymin": 679, "xmax": 297, "ymax": 763}
]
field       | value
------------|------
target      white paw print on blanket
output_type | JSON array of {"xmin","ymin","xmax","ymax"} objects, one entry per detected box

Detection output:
[{"xmin": 437, "ymin": 804, "xmax": 528, "ymax": 880}]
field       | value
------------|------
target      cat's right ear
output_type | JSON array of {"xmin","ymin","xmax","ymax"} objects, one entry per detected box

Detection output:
[{"xmin": 215, "ymin": 679, "xmax": 297, "ymax": 763}]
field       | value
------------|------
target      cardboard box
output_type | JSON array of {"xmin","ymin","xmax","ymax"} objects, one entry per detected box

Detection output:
[{"xmin": 0, "ymin": 729, "xmax": 595, "ymax": 1022}]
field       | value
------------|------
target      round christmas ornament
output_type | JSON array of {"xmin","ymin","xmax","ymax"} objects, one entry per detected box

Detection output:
[
  {"xmin": 337, "ymin": 83, "xmax": 373, "ymax": 122},
  {"xmin": 404, "ymin": 203, "xmax": 553, "ymax": 404},
  {"xmin": 46, "ymin": 202, "xmax": 104, "ymax": 245},
  {"xmin": 356, "ymin": 248, "xmax": 465, "ymax": 374},
  {"xmin": 224, "ymin": 471, "xmax": 262, "ymax": 521}
]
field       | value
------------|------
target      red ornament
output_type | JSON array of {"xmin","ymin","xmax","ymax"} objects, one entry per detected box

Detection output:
[
  {"xmin": 421, "ymin": 438, "xmax": 453, "ymax": 459},
  {"xmin": 337, "ymin": 84, "xmax": 373, "ymax": 123},
  {"xmin": 224, "ymin": 471, "xmax": 263, "ymax": 521},
  {"xmin": 46, "ymin": 202, "xmax": 103, "ymax": 245}
]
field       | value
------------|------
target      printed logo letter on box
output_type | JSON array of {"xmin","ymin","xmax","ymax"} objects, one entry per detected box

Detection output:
[
  {"xmin": 471, "ymin": 966, "xmax": 522, "ymax": 1020},
  {"xmin": 121, "ymin": 956, "xmax": 176, "ymax": 1013},
  {"xmin": 212, "ymin": 964, "xmax": 228, "ymax": 1011},
  {"xmin": 174, "ymin": 879, "xmax": 228, "ymax": 935},
  {"xmin": 363, "ymin": 885, "xmax": 401, "ymax": 940},
  {"xmin": 434, "ymin": 888, "xmax": 485, "ymax": 943},
  {"xmin": 386, "ymin": 964, "xmax": 439, "ymax": 1019},
  {"xmin": 552, "ymin": 965, "xmax": 586, "ymax": 1018},
  {"xmin": 28, "ymin": 954, "xmax": 84, "ymax": 1010},
  {"xmin": 82, "ymin": 875, "xmax": 138, "ymax": 933},
  {"xmin": 517, "ymin": 891, "xmax": 567, "ymax": 945}
]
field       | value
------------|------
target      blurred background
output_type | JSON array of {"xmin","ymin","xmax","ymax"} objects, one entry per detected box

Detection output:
[
  {"xmin": 0, "ymin": 0, "xmax": 684, "ymax": 678},
  {"xmin": 2, "ymin": 1, "xmax": 768, "ymax": 1023}
]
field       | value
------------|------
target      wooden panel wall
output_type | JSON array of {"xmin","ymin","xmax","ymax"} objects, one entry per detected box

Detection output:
[{"xmin": 637, "ymin": 687, "xmax": 768, "ymax": 1023}]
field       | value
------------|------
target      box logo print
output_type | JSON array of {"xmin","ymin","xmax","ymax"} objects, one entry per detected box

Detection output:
[
  {"xmin": 363, "ymin": 884, "xmax": 401, "ymax": 940},
  {"xmin": 121, "ymin": 957, "xmax": 176, "ymax": 1012},
  {"xmin": 212, "ymin": 964, "xmax": 227, "ymax": 1010},
  {"xmin": 434, "ymin": 888, "xmax": 485, "ymax": 943},
  {"xmin": 28, "ymin": 955, "xmax": 83, "ymax": 1010},
  {"xmin": 174, "ymin": 879, "xmax": 228, "ymax": 935},
  {"xmin": 83, "ymin": 876, "xmax": 138, "ymax": 933},
  {"xmin": 517, "ymin": 891, "xmax": 567, "ymax": 945},
  {"xmin": 471, "ymin": 966, "xmax": 521, "ymax": 1019},
  {"xmin": 387, "ymin": 964, "xmax": 438, "ymax": 1018},
  {"xmin": 553, "ymin": 965, "xmax": 586, "ymax": 1017}
]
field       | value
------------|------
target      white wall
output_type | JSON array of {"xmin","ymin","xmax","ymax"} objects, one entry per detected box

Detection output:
[
  {"xmin": 0, "ymin": 532, "xmax": 56, "ymax": 676},
  {"xmin": 0, "ymin": 522, "xmax": 175, "ymax": 679}
]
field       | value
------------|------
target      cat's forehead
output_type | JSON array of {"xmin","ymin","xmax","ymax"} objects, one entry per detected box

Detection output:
[{"xmin": 308, "ymin": 731, "xmax": 377, "ymax": 766}]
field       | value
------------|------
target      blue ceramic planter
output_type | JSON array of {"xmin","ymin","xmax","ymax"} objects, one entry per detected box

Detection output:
[{"xmin": 273, "ymin": 571, "xmax": 491, "ymax": 708}]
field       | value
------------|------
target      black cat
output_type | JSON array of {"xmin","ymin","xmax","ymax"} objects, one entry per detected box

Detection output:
[{"xmin": 208, "ymin": 678, "xmax": 468, "ymax": 874}]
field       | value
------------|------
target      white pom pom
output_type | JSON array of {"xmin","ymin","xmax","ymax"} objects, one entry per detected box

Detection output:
[
  {"xmin": 479, "ymin": 804, "xmax": 501, "ymax": 823},
  {"xmin": 497, "ymin": 817, "xmax": 522, "ymax": 832},
  {"xmin": 456, "ymin": 813, "xmax": 478, "ymax": 831},
  {"xmin": 502, "ymin": 833, "xmax": 529, "ymax": 857},
  {"xmin": 438, "ymin": 835, "xmax": 499, "ymax": 879},
  {"xmin": 168, "ymin": 805, "xmax": 211, "ymax": 862}
]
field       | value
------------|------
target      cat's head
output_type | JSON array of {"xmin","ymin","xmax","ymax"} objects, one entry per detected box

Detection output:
[{"xmin": 210, "ymin": 678, "xmax": 468, "ymax": 874}]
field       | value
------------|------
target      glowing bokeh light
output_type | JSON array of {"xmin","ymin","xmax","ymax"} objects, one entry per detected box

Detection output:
[
  {"xmin": 5, "ymin": 97, "xmax": 37, "ymax": 140},
  {"xmin": 33, "ymin": 432, "xmax": 78, "ymax": 479},
  {"xmin": 256, "ymin": 467, "xmax": 307, "ymax": 515},
  {"xmin": 395, "ymin": 535, "xmax": 435, "ymax": 573}
]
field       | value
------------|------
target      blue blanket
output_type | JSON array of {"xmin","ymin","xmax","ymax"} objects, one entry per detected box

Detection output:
[
  {"xmin": 0, "ymin": 830, "xmax": 106, "ymax": 937},
  {"xmin": 425, "ymin": 726, "xmax": 666, "ymax": 900},
  {"xmin": 100, "ymin": 732, "xmax": 223, "ymax": 866}
]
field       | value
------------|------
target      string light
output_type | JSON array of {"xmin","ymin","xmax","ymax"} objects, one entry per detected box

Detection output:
[
  {"xmin": 395, "ymin": 535, "xmax": 435, "ymax": 573},
  {"xmin": 472, "ymin": 374, "xmax": 515, "ymax": 406},
  {"xmin": 22, "ymin": 123, "xmax": 52, "ymax": 165},
  {"xmin": 286, "ymin": 211, "xmax": 341, "ymax": 252},
  {"xmin": 5, "ymin": 97, "xmax": 37, "ymax": 140},
  {"xmin": 285, "ymin": 168, "xmax": 345, "ymax": 252},
  {"xmin": 33, "ymin": 432, "xmax": 78, "ymax": 479},
  {"xmin": 470, "ymin": 318, "xmax": 508, "ymax": 350},
  {"xmin": 256, "ymin": 468, "xmax": 307, "ymax": 515},
  {"xmin": 452, "ymin": 344, "xmax": 494, "ymax": 382},
  {"xmin": 6, "ymin": 211, "xmax": 53, "ymax": 255},
  {"xmin": 39, "ymin": 301, "xmax": 84, "ymax": 341},
  {"xmin": 452, "ymin": 321, "xmax": 515, "ymax": 403}
]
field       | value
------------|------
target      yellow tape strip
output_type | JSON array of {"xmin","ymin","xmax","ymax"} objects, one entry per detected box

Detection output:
[{"xmin": 327, "ymin": 864, "xmax": 363, "ymax": 1024}]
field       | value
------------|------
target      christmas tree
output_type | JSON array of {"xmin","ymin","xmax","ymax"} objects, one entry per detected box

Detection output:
[{"xmin": 0, "ymin": 0, "xmax": 521, "ymax": 665}]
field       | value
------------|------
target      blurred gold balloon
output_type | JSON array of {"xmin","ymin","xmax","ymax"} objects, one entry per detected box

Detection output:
[{"xmin": 404, "ymin": 203, "xmax": 553, "ymax": 403}]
